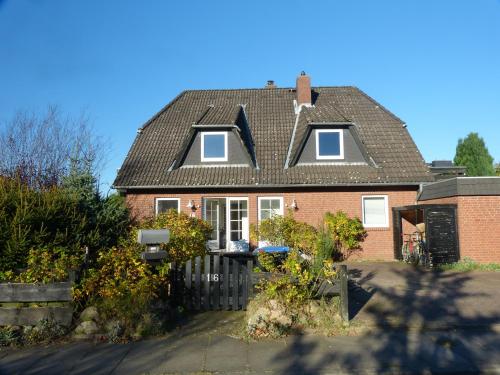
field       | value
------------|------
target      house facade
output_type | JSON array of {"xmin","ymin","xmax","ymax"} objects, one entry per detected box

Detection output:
[{"xmin": 114, "ymin": 73, "xmax": 433, "ymax": 260}]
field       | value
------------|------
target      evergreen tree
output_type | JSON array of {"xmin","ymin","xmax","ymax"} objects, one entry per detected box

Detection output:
[{"xmin": 454, "ymin": 133, "xmax": 495, "ymax": 176}]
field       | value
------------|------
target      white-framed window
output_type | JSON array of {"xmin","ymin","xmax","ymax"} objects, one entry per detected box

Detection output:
[
  {"xmin": 201, "ymin": 131, "xmax": 228, "ymax": 162},
  {"xmin": 155, "ymin": 198, "xmax": 180, "ymax": 215},
  {"xmin": 258, "ymin": 197, "xmax": 284, "ymax": 221},
  {"xmin": 362, "ymin": 195, "xmax": 389, "ymax": 228},
  {"xmin": 316, "ymin": 129, "xmax": 344, "ymax": 160}
]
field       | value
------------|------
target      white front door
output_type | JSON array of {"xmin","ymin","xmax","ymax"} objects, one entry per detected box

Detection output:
[{"xmin": 226, "ymin": 198, "xmax": 249, "ymax": 252}]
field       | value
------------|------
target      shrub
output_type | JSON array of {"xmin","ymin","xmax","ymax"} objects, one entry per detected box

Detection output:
[
  {"xmin": 323, "ymin": 211, "xmax": 366, "ymax": 260},
  {"xmin": 0, "ymin": 178, "xmax": 87, "ymax": 272},
  {"xmin": 314, "ymin": 224, "xmax": 335, "ymax": 274},
  {"xmin": 251, "ymin": 213, "xmax": 317, "ymax": 256},
  {"xmin": 140, "ymin": 210, "xmax": 212, "ymax": 264},
  {"xmin": 73, "ymin": 244, "xmax": 168, "ymax": 337},
  {"xmin": 22, "ymin": 316, "xmax": 67, "ymax": 345},
  {"xmin": 256, "ymin": 250, "xmax": 336, "ymax": 306},
  {"xmin": 0, "ymin": 327, "xmax": 19, "ymax": 347},
  {"xmin": 0, "ymin": 177, "xmax": 130, "ymax": 273},
  {"xmin": 17, "ymin": 247, "xmax": 82, "ymax": 283}
]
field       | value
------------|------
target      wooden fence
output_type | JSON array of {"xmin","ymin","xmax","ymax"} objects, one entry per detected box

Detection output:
[
  {"xmin": 171, "ymin": 255, "xmax": 253, "ymax": 311},
  {"xmin": 0, "ymin": 282, "xmax": 73, "ymax": 326},
  {"xmin": 171, "ymin": 255, "xmax": 349, "ymax": 321}
]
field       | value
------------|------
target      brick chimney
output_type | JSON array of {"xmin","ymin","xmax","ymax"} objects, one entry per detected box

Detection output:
[{"xmin": 296, "ymin": 71, "xmax": 311, "ymax": 106}]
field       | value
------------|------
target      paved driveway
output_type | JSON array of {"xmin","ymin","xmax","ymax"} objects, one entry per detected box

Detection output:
[{"xmin": 347, "ymin": 262, "xmax": 500, "ymax": 330}]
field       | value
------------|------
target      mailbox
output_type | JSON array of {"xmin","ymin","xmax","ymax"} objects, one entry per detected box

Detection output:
[
  {"xmin": 137, "ymin": 229, "xmax": 170, "ymax": 261},
  {"xmin": 137, "ymin": 229, "xmax": 170, "ymax": 246}
]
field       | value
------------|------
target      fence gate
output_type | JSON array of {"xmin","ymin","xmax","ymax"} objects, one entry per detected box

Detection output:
[{"xmin": 171, "ymin": 255, "xmax": 253, "ymax": 311}]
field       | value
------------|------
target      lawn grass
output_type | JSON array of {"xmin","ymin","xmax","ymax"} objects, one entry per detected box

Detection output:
[{"xmin": 437, "ymin": 257, "xmax": 500, "ymax": 272}]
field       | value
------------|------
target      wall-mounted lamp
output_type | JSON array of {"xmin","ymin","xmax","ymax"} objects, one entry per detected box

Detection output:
[
  {"xmin": 186, "ymin": 200, "xmax": 195, "ymax": 209},
  {"xmin": 290, "ymin": 199, "xmax": 298, "ymax": 210}
]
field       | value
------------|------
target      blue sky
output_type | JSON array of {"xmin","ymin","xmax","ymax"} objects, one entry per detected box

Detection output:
[{"xmin": 1, "ymin": 0, "xmax": 499, "ymax": 191}]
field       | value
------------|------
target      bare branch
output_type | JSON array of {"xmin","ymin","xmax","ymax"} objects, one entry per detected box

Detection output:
[{"xmin": 0, "ymin": 106, "xmax": 107, "ymax": 189}]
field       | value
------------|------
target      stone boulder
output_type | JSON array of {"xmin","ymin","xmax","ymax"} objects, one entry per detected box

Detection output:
[
  {"xmin": 74, "ymin": 320, "xmax": 99, "ymax": 336},
  {"xmin": 246, "ymin": 299, "xmax": 294, "ymax": 338},
  {"xmin": 80, "ymin": 306, "xmax": 100, "ymax": 322}
]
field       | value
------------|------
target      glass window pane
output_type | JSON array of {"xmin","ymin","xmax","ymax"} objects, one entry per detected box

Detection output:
[
  {"xmin": 261, "ymin": 210, "xmax": 271, "ymax": 220},
  {"xmin": 203, "ymin": 134, "xmax": 225, "ymax": 159},
  {"xmin": 270, "ymin": 199, "xmax": 281, "ymax": 210},
  {"xmin": 261, "ymin": 200, "xmax": 270, "ymax": 209},
  {"xmin": 230, "ymin": 211, "xmax": 239, "ymax": 220},
  {"xmin": 231, "ymin": 221, "xmax": 239, "ymax": 231},
  {"xmin": 363, "ymin": 197, "xmax": 386, "ymax": 226},
  {"xmin": 157, "ymin": 200, "xmax": 178, "ymax": 213},
  {"xmin": 318, "ymin": 132, "xmax": 340, "ymax": 157}
]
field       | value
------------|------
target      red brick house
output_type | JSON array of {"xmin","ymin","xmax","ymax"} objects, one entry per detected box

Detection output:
[{"xmin": 113, "ymin": 73, "xmax": 433, "ymax": 260}]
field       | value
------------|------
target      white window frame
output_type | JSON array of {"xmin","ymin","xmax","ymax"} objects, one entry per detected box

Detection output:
[
  {"xmin": 155, "ymin": 198, "xmax": 180, "ymax": 216},
  {"xmin": 361, "ymin": 195, "xmax": 389, "ymax": 228},
  {"xmin": 315, "ymin": 129, "xmax": 344, "ymax": 160},
  {"xmin": 257, "ymin": 197, "xmax": 284, "ymax": 222},
  {"xmin": 201, "ymin": 131, "xmax": 228, "ymax": 162}
]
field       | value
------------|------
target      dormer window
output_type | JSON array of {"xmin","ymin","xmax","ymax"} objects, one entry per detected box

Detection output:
[
  {"xmin": 201, "ymin": 131, "xmax": 228, "ymax": 162},
  {"xmin": 316, "ymin": 129, "xmax": 344, "ymax": 160}
]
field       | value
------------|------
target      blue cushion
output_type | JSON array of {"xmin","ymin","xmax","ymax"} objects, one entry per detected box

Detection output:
[{"xmin": 254, "ymin": 246, "xmax": 289, "ymax": 253}]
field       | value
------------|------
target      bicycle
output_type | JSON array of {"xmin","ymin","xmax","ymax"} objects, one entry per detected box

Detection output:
[{"xmin": 401, "ymin": 231, "xmax": 432, "ymax": 268}]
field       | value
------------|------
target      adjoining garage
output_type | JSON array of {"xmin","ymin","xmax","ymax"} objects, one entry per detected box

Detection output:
[{"xmin": 416, "ymin": 177, "xmax": 500, "ymax": 264}]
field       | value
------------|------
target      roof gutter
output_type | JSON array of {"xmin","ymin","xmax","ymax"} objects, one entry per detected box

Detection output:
[{"xmin": 113, "ymin": 182, "xmax": 423, "ymax": 191}]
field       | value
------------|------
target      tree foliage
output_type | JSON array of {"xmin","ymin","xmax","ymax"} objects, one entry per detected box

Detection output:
[{"xmin": 454, "ymin": 132, "xmax": 495, "ymax": 176}]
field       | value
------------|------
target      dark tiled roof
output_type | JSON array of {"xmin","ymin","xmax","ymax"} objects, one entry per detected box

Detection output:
[{"xmin": 114, "ymin": 87, "xmax": 433, "ymax": 188}]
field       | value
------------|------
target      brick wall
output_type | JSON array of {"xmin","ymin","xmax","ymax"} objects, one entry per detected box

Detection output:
[
  {"xmin": 126, "ymin": 188, "xmax": 418, "ymax": 261},
  {"xmin": 418, "ymin": 195, "xmax": 500, "ymax": 263}
]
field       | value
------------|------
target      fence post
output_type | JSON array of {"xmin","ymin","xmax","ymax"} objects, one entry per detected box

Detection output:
[
  {"xmin": 339, "ymin": 265, "xmax": 349, "ymax": 322},
  {"xmin": 185, "ymin": 260, "xmax": 192, "ymax": 309}
]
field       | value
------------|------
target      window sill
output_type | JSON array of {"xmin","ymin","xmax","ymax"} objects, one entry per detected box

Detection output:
[{"xmin": 364, "ymin": 227, "xmax": 390, "ymax": 231}]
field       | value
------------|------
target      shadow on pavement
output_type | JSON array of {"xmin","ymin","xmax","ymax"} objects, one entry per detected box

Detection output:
[{"xmin": 271, "ymin": 263, "xmax": 500, "ymax": 374}]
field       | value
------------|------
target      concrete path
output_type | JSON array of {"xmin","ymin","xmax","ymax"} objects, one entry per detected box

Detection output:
[{"xmin": 1, "ymin": 328, "xmax": 500, "ymax": 374}]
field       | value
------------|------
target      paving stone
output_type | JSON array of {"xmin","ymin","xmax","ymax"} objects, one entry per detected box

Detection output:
[
  {"xmin": 204, "ymin": 336, "xmax": 248, "ymax": 372},
  {"xmin": 23, "ymin": 342, "xmax": 93, "ymax": 375},
  {"xmin": 153, "ymin": 335, "xmax": 209, "ymax": 374},
  {"xmin": 0, "ymin": 346, "xmax": 59, "ymax": 375},
  {"xmin": 69, "ymin": 342, "xmax": 133, "ymax": 375},
  {"xmin": 111, "ymin": 337, "xmax": 178, "ymax": 375},
  {"xmin": 247, "ymin": 339, "xmax": 289, "ymax": 372}
]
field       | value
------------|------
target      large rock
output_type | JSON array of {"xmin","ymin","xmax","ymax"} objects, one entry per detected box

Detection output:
[
  {"xmin": 80, "ymin": 306, "xmax": 100, "ymax": 322},
  {"xmin": 247, "ymin": 300, "xmax": 294, "ymax": 338},
  {"xmin": 74, "ymin": 320, "xmax": 99, "ymax": 335}
]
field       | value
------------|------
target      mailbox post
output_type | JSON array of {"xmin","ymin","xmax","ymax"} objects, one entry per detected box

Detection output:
[{"xmin": 137, "ymin": 229, "xmax": 170, "ymax": 262}]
